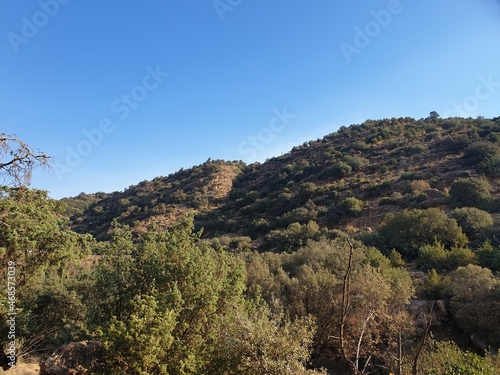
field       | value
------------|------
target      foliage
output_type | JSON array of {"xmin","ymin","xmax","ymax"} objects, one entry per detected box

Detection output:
[
  {"xmin": 0, "ymin": 133, "xmax": 51, "ymax": 186},
  {"xmin": 245, "ymin": 239, "xmax": 414, "ymax": 370},
  {"xmin": 417, "ymin": 242, "xmax": 476, "ymax": 271},
  {"xmin": 422, "ymin": 269, "xmax": 451, "ymax": 299},
  {"xmin": 99, "ymin": 295, "xmax": 176, "ymax": 375},
  {"xmin": 93, "ymin": 218, "xmax": 321, "ymax": 374},
  {"xmin": 449, "ymin": 265, "xmax": 500, "ymax": 347},
  {"xmin": 462, "ymin": 141, "xmax": 500, "ymax": 176},
  {"xmin": 208, "ymin": 304, "xmax": 325, "ymax": 375},
  {"xmin": 264, "ymin": 221, "xmax": 321, "ymax": 252},
  {"xmin": 371, "ymin": 208, "xmax": 468, "ymax": 258},
  {"xmin": 388, "ymin": 249, "xmax": 405, "ymax": 268},
  {"xmin": 449, "ymin": 207, "xmax": 493, "ymax": 240},
  {"xmin": 0, "ymin": 188, "xmax": 92, "ymax": 283},
  {"xmin": 476, "ymin": 240, "xmax": 500, "ymax": 272},
  {"xmin": 450, "ymin": 177, "xmax": 492, "ymax": 209},
  {"xmin": 405, "ymin": 340, "xmax": 500, "ymax": 375}
]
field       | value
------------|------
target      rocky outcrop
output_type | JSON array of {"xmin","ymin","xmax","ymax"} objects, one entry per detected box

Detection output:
[
  {"xmin": 408, "ymin": 299, "xmax": 449, "ymax": 334},
  {"xmin": 419, "ymin": 197, "xmax": 450, "ymax": 209},
  {"xmin": 40, "ymin": 341, "xmax": 100, "ymax": 375}
]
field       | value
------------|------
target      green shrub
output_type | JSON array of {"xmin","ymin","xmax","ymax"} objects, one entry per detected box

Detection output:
[
  {"xmin": 450, "ymin": 177, "xmax": 492, "ymax": 209},
  {"xmin": 463, "ymin": 141, "xmax": 500, "ymax": 176},
  {"xmin": 422, "ymin": 269, "xmax": 451, "ymax": 299},
  {"xmin": 331, "ymin": 161, "xmax": 352, "ymax": 178},
  {"xmin": 417, "ymin": 242, "xmax": 475, "ymax": 270},
  {"xmin": 417, "ymin": 242, "xmax": 447, "ymax": 270},
  {"xmin": 328, "ymin": 197, "xmax": 364, "ymax": 222},
  {"xmin": 374, "ymin": 208, "xmax": 468, "ymax": 258},
  {"xmin": 389, "ymin": 249, "xmax": 405, "ymax": 268},
  {"xmin": 449, "ymin": 207, "xmax": 493, "ymax": 239},
  {"xmin": 407, "ymin": 340, "xmax": 500, "ymax": 375},
  {"xmin": 476, "ymin": 240, "xmax": 500, "ymax": 272}
]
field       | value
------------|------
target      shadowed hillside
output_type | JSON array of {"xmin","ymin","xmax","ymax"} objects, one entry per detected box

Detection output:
[{"xmin": 65, "ymin": 115, "xmax": 500, "ymax": 248}]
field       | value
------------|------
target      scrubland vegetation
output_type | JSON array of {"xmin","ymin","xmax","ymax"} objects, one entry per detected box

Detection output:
[{"xmin": 2, "ymin": 115, "xmax": 500, "ymax": 374}]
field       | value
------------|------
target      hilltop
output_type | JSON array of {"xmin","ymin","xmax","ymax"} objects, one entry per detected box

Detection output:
[{"xmin": 63, "ymin": 115, "xmax": 500, "ymax": 248}]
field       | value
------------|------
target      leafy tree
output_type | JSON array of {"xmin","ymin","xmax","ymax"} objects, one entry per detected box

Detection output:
[
  {"xmin": 95, "ymin": 218, "xmax": 322, "ymax": 374},
  {"xmin": 422, "ymin": 269, "xmax": 451, "ymax": 299},
  {"xmin": 462, "ymin": 141, "xmax": 500, "ymax": 176},
  {"xmin": 208, "ymin": 304, "xmax": 324, "ymax": 375},
  {"xmin": 373, "ymin": 208, "xmax": 468, "ymax": 258},
  {"xmin": 0, "ymin": 187, "xmax": 92, "ymax": 286},
  {"xmin": 99, "ymin": 295, "xmax": 176, "ymax": 375},
  {"xmin": 450, "ymin": 177, "xmax": 492, "ymax": 209},
  {"xmin": 404, "ymin": 340, "xmax": 499, "ymax": 375},
  {"xmin": 476, "ymin": 240, "xmax": 500, "ymax": 272},
  {"xmin": 253, "ymin": 239, "xmax": 414, "ymax": 372},
  {"xmin": 449, "ymin": 265, "xmax": 500, "ymax": 347},
  {"xmin": 331, "ymin": 161, "xmax": 352, "ymax": 178},
  {"xmin": 389, "ymin": 249, "xmax": 405, "ymax": 268},
  {"xmin": 264, "ymin": 221, "xmax": 321, "ymax": 252},
  {"xmin": 449, "ymin": 207, "xmax": 493, "ymax": 239},
  {"xmin": 88, "ymin": 222, "xmax": 138, "ymax": 326},
  {"xmin": 426, "ymin": 111, "xmax": 440, "ymax": 122},
  {"xmin": 417, "ymin": 242, "xmax": 475, "ymax": 271}
]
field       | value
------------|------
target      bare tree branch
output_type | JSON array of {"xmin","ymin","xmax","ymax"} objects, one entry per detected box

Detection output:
[
  {"xmin": 412, "ymin": 300, "xmax": 435, "ymax": 375},
  {"xmin": 0, "ymin": 133, "xmax": 51, "ymax": 187},
  {"xmin": 340, "ymin": 238, "xmax": 354, "ymax": 363}
]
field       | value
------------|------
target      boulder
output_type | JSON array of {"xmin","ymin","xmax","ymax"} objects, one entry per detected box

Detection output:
[
  {"xmin": 419, "ymin": 197, "xmax": 450, "ymax": 209},
  {"xmin": 40, "ymin": 341, "xmax": 100, "ymax": 375},
  {"xmin": 425, "ymin": 188, "xmax": 444, "ymax": 198},
  {"xmin": 391, "ymin": 180, "xmax": 412, "ymax": 193},
  {"xmin": 470, "ymin": 333, "xmax": 488, "ymax": 350},
  {"xmin": 408, "ymin": 300, "xmax": 448, "ymax": 328}
]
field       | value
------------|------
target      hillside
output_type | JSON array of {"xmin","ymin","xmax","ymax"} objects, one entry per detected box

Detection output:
[
  {"xmin": 65, "ymin": 115, "xmax": 500, "ymax": 247},
  {"xmin": 4, "ymin": 115, "xmax": 500, "ymax": 374}
]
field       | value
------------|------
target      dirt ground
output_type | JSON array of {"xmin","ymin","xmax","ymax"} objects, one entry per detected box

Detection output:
[{"xmin": 5, "ymin": 357, "xmax": 40, "ymax": 374}]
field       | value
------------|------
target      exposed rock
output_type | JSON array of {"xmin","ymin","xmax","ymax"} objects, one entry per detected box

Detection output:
[
  {"xmin": 470, "ymin": 333, "xmax": 488, "ymax": 350},
  {"xmin": 425, "ymin": 188, "xmax": 444, "ymax": 198},
  {"xmin": 408, "ymin": 300, "xmax": 448, "ymax": 328},
  {"xmin": 419, "ymin": 197, "xmax": 450, "ymax": 209},
  {"xmin": 40, "ymin": 341, "xmax": 100, "ymax": 375},
  {"xmin": 391, "ymin": 180, "xmax": 412, "ymax": 193}
]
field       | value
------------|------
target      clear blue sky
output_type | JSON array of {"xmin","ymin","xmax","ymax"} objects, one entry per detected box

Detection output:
[{"xmin": 1, "ymin": 0, "xmax": 499, "ymax": 198}]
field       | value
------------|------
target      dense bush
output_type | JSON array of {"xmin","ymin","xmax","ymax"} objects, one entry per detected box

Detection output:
[
  {"xmin": 476, "ymin": 240, "xmax": 500, "ymax": 272},
  {"xmin": 422, "ymin": 269, "xmax": 451, "ymax": 299},
  {"xmin": 462, "ymin": 141, "xmax": 500, "ymax": 176},
  {"xmin": 449, "ymin": 207, "xmax": 493, "ymax": 239},
  {"xmin": 371, "ymin": 208, "xmax": 468, "ymax": 258},
  {"xmin": 416, "ymin": 242, "xmax": 475, "ymax": 271},
  {"xmin": 450, "ymin": 177, "xmax": 492, "ymax": 209},
  {"xmin": 406, "ymin": 340, "xmax": 500, "ymax": 375},
  {"xmin": 449, "ymin": 265, "xmax": 500, "ymax": 347}
]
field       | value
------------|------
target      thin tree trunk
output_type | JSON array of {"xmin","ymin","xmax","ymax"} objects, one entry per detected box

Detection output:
[
  {"xmin": 340, "ymin": 238, "xmax": 354, "ymax": 362},
  {"xmin": 397, "ymin": 330, "xmax": 403, "ymax": 375},
  {"xmin": 412, "ymin": 300, "xmax": 435, "ymax": 375}
]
